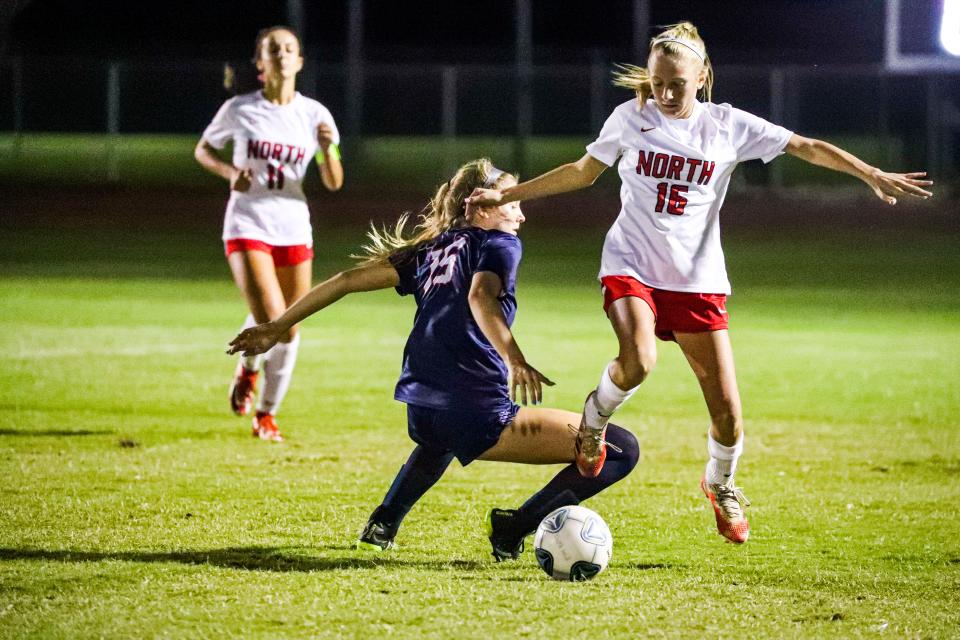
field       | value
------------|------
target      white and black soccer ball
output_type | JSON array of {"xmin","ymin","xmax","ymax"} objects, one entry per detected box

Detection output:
[{"xmin": 533, "ymin": 505, "xmax": 612, "ymax": 581}]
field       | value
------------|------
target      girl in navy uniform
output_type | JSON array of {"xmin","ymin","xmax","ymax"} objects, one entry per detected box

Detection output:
[{"xmin": 228, "ymin": 159, "xmax": 639, "ymax": 559}]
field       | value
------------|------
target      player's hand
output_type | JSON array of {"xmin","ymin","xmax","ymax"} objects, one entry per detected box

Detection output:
[
  {"xmin": 465, "ymin": 187, "xmax": 503, "ymax": 207},
  {"xmin": 509, "ymin": 359, "xmax": 555, "ymax": 406},
  {"xmin": 317, "ymin": 123, "xmax": 336, "ymax": 150},
  {"xmin": 866, "ymin": 169, "xmax": 933, "ymax": 205},
  {"xmin": 230, "ymin": 167, "xmax": 253, "ymax": 192},
  {"xmin": 227, "ymin": 322, "xmax": 281, "ymax": 356}
]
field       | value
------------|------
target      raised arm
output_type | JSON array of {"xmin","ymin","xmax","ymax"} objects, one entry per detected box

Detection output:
[
  {"xmin": 784, "ymin": 134, "xmax": 933, "ymax": 205},
  {"xmin": 227, "ymin": 262, "xmax": 399, "ymax": 356},
  {"xmin": 194, "ymin": 138, "xmax": 252, "ymax": 192},
  {"xmin": 467, "ymin": 271, "xmax": 554, "ymax": 405},
  {"xmin": 466, "ymin": 153, "xmax": 608, "ymax": 207}
]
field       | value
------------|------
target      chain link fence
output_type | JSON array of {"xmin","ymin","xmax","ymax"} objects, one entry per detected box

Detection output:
[{"xmin": 2, "ymin": 56, "xmax": 958, "ymax": 188}]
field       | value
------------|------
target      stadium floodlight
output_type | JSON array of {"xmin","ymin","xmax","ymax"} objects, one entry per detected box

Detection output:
[
  {"xmin": 941, "ymin": 0, "xmax": 960, "ymax": 56},
  {"xmin": 885, "ymin": 0, "xmax": 960, "ymax": 71}
]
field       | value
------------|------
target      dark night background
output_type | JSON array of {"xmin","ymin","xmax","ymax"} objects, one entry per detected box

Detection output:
[
  {"xmin": 2, "ymin": 0, "xmax": 957, "ymax": 167},
  {"xmin": 7, "ymin": 0, "xmax": 900, "ymax": 64}
]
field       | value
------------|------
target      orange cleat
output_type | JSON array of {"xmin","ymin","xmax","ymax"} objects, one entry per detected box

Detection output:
[
  {"xmin": 574, "ymin": 392, "xmax": 620, "ymax": 478},
  {"xmin": 701, "ymin": 476, "xmax": 751, "ymax": 543},
  {"xmin": 252, "ymin": 411, "xmax": 284, "ymax": 442},
  {"xmin": 229, "ymin": 362, "xmax": 258, "ymax": 416},
  {"xmin": 574, "ymin": 421, "xmax": 608, "ymax": 478}
]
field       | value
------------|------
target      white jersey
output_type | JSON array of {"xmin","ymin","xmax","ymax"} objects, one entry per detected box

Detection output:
[
  {"xmin": 586, "ymin": 98, "xmax": 792, "ymax": 294},
  {"xmin": 202, "ymin": 91, "xmax": 340, "ymax": 245}
]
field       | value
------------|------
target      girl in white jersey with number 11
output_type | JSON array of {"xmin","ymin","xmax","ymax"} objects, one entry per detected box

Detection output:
[
  {"xmin": 195, "ymin": 26, "xmax": 344, "ymax": 442},
  {"xmin": 468, "ymin": 22, "xmax": 933, "ymax": 544}
]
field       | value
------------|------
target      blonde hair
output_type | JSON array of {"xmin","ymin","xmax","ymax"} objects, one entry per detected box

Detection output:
[
  {"xmin": 612, "ymin": 21, "xmax": 714, "ymax": 107},
  {"xmin": 357, "ymin": 159, "xmax": 514, "ymax": 263}
]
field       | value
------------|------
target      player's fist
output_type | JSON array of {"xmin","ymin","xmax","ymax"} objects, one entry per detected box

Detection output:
[
  {"xmin": 230, "ymin": 167, "xmax": 253, "ymax": 192},
  {"xmin": 317, "ymin": 123, "xmax": 336, "ymax": 150}
]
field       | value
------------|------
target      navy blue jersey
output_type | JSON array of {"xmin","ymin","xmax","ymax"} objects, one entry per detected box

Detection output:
[{"xmin": 389, "ymin": 227, "xmax": 522, "ymax": 412}]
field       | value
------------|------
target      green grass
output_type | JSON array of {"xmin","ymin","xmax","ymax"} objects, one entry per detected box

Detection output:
[
  {"xmin": 0, "ymin": 133, "xmax": 925, "ymax": 192},
  {"xmin": 1, "ymin": 222, "xmax": 959, "ymax": 638}
]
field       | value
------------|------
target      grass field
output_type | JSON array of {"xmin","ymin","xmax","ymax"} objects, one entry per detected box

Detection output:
[
  {"xmin": 1, "ymin": 195, "xmax": 959, "ymax": 638},
  {"xmin": 0, "ymin": 133, "xmax": 922, "ymax": 193}
]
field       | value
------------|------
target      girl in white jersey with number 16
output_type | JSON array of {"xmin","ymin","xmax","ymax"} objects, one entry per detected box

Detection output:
[
  {"xmin": 195, "ymin": 26, "xmax": 344, "ymax": 442},
  {"xmin": 468, "ymin": 22, "xmax": 933, "ymax": 544}
]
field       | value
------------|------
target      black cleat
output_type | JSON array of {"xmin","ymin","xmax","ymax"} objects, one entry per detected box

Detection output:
[
  {"xmin": 485, "ymin": 508, "xmax": 525, "ymax": 562},
  {"xmin": 356, "ymin": 509, "xmax": 397, "ymax": 552}
]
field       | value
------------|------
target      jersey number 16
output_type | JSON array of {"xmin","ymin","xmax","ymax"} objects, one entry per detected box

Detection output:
[{"xmin": 654, "ymin": 182, "xmax": 688, "ymax": 216}]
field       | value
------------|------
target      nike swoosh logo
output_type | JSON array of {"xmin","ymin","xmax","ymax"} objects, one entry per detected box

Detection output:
[{"xmin": 640, "ymin": 127, "xmax": 656, "ymax": 133}]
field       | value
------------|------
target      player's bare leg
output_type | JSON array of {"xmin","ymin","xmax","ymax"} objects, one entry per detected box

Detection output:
[
  {"xmin": 251, "ymin": 259, "xmax": 311, "ymax": 424},
  {"xmin": 575, "ymin": 297, "xmax": 655, "ymax": 477},
  {"xmin": 480, "ymin": 407, "xmax": 639, "ymax": 560},
  {"xmin": 228, "ymin": 250, "xmax": 289, "ymax": 441},
  {"xmin": 477, "ymin": 407, "xmax": 579, "ymax": 464},
  {"xmin": 676, "ymin": 329, "xmax": 750, "ymax": 543}
]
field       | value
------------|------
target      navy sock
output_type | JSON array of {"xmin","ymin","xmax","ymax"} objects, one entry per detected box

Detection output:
[
  {"xmin": 374, "ymin": 445, "xmax": 455, "ymax": 531},
  {"xmin": 514, "ymin": 423, "xmax": 639, "ymax": 535}
]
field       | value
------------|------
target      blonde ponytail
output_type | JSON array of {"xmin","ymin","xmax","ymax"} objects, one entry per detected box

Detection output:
[
  {"xmin": 356, "ymin": 159, "xmax": 513, "ymax": 263},
  {"xmin": 613, "ymin": 21, "xmax": 714, "ymax": 107}
]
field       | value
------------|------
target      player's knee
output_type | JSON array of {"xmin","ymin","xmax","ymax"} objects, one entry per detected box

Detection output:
[
  {"xmin": 607, "ymin": 424, "xmax": 640, "ymax": 475},
  {"xmin": 620, "ymin": 349, "xmax": 656, "ymax": 386}
]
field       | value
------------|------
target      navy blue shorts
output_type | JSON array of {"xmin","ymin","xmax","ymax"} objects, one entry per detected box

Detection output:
[{"xmin": 406, "ymin": 403, "xmax": 520, "ymax": 466}]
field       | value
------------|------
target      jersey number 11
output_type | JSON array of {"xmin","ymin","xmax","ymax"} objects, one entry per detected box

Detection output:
[{"xmin": 266, "ymin": 164, "xmax": 285, "ymax": 190}]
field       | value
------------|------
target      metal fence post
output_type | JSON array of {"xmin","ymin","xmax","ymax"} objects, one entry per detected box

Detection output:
[
  {"xmin": 515, "ymin": 0, "xmax": 532, "ymax": 176},
  {"xmin": 12, "ymin": 55, "xmax": 23, "ymax": 158},
  {"xmin": 925, "ymin": 75, "xmax": 941, "ymax": 180},
  {"xmin": 441, "ymin": 65, "xmax": 458, "ymax": 176},
  {"xmin": 346, "ymin": 0, "xmax": 364, "ymax": 139},
  {"xmin": 632, "ymin": 0, "xmax": 650, "ymax": 63},
  {"xmin": 769, "ymin": 67, "xmax": 785, "ymax": 188},
  {"xmin": 590, "ymin": 51, "xmax": 606, "ymax": 134},
  {"xmin": 106, "ymin": 60, "xmax": 121, "ymax": 182}
]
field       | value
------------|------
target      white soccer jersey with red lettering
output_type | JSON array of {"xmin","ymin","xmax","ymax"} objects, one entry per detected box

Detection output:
[
  {"xmin": 202, "ymin": 90, "xmax": 340, "ymax": 245},
  {"xmin": 586, "ymin": 98, "xmax": 792, "ymax": 294}
]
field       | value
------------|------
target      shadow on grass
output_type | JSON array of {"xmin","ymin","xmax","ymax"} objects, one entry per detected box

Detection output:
[
  {"xmin": 0, "ymin": 428, "xmax": 113, "ymax": 437},
  {"xmin": 0, "ymin": 546, "xmax": 487, "ymax": 573}
]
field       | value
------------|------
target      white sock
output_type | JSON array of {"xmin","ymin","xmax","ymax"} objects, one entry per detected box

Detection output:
[
  {"xmin": 583, "ymin": 362, "xmax": 639, "ymax": 429},
  {"xmin": 705, "ymin": 431, "xmax": 743, "ymax": 485},
  {"xmin": 240, "ymin": 314, "xmax": 263, "ymax": 372},
  {"xmin": 257, "ymin": 333, "xmax": 300, "ymax": 415}
]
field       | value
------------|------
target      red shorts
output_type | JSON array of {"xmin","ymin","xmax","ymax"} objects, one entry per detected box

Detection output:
[
  {"xmin": 601, "ymin": 275, "xmax": 729, "ymax": 342},
  {"xmin": 224, "ymin": 239, "xmax": 313, "ymax": 267}
]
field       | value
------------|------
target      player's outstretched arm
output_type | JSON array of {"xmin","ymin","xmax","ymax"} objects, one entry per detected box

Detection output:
[
  {"xmin": 466, "ymin": 153, "xmax": 607, "ymax": 207},
  {"xmin": 784, "ymin": 134, "xmax": 933, "ymax": 205},
  {"xmin": 467, "ymin": 271, "xmax": 555, "ymax": 406},
  {"xmin": 227, "ymin": 263, "xmax": 399, "ymax": 356}
]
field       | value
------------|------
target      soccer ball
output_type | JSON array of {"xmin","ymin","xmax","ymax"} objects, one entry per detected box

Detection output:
[{"xmin": 533, "ymin": 505, "xmax": 612, "ymax": 581}]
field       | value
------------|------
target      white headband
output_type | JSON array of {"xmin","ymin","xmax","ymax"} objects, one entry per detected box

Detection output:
[
  {"xmin": 483, "ymin": 167, "xmax": 504, "ymax": 188},
  {"xmin": 652, "ymin": 37, "xmax": 705, "ymax": 62}
]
